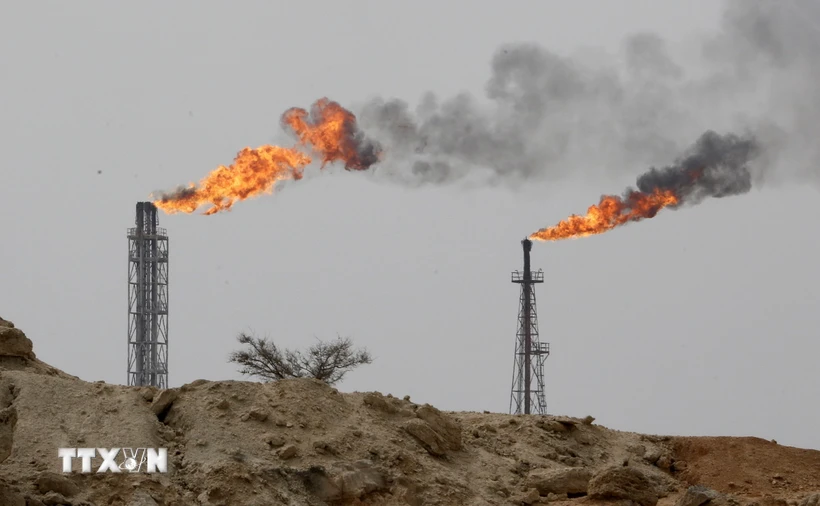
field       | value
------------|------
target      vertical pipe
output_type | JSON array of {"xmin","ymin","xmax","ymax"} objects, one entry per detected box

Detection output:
[
  {"xmin": 135, "ymin": 203, "xmax": 145, "ymax": 384},
  {"xmin": 149, "ymin": 203, "xmax": 159, "ymax": 387},
  {"xmin": 522, "ymin": 238, "xmax": 532, "ymax": 415}
]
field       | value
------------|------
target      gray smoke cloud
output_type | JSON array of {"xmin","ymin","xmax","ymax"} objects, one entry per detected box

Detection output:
[
  {"xmin": 635, "ymin": 130, "xmax": 758, "ymax": 206},
  {"xmin": 355, "ymin": 0, "xmax": 820, "ymax": 192}
]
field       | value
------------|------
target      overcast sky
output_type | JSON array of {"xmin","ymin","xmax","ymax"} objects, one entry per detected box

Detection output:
[{"xmin": 2, "ymin": 0, "xmax": 819, "ymax": 450}]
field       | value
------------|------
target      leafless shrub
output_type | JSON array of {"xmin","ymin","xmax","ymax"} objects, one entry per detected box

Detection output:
[{"xmin": 228, "ymin": 332, "xmax": 373, "ymax": 385}]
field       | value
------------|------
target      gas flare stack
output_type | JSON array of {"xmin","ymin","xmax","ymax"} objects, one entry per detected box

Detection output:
[
  {"xmin": 127, "ymin": 202, "xmax": 169, "ymax": 388},
  {"xmin": 509, "ymin": 238, "xmax": 549, "ymax": 415}
]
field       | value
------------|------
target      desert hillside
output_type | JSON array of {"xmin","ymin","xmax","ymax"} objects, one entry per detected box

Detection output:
[{"xmin": 1, "ymin": 316, "xmax": 818, "ymax": 506}]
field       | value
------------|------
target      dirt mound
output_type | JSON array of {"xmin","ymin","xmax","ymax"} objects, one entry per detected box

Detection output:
[
  {"xmin": 1, "ymin": 319, "xmax": 819, "ymax": 506},
  {"xmin": 673, "ymin": 437, "xmax": 820, "ymax": 498}
]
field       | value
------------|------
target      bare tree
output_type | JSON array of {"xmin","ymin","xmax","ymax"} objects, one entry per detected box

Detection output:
[{"xmin": 228, "ymin": 332, "xmax": 373, "ymax": 385}]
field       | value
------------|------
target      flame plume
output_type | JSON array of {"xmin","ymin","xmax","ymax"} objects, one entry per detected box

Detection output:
[
  {"xmin": 153, "ymin": 146, "xmax": 311, "ymax": 215},
  {"xmin": 529, "ymin": 189, "xmax": 679, "ymax": 241},
  {"xmin": 152, "ymin": 99, "xmax": 381, "ymax": 215},
  {"xmin": 282, "ymin": 98, "xmax": 381, "ymax": 171},
  {"xmin": 529, "ymin": 131, "xmax": 759, "ymax": 242}
]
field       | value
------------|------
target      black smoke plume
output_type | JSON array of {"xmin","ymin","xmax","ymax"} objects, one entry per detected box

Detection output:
[
  {"xmin": 635, "ymin": 130, "xmax": 759, "ymax": 208},
  {"xmin": 355, "ymin": 0, "xmax": 819, "ymax": 191}
]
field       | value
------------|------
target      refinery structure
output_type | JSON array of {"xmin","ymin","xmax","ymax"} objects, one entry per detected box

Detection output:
[
  {"xmin": 127, "ymin": 202, "xmax": 169, "ymax": 388},
  {"xmin": 509, "ymin": 238, "xmax": 549, "ymax": 415},
  {"xmin": 122, "ymin": 198, "xmax": 547, "ymax": 406}
]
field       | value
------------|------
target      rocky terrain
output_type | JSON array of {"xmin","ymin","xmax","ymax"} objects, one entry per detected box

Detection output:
[{"xmin": 1, "ymin": 315, "xmax": 819, "ymax": 506}]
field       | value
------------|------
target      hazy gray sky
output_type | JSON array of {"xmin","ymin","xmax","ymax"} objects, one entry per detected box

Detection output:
[{"xmin": 2, "ymin": 1, "xmax": 819, "ymax": 450}]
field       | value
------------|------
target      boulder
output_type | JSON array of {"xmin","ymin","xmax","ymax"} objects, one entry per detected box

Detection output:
[
  {"xmin": 0, "ymin": 322, "xmax": 35, "ymax": 360},
  {"xmin": 800, "ymin": 494, "xmax": 820, "ymax": 506},
  {"xmin": 644, "ymin": 449, "xmax": 663, "ymax": 465},
  {"xmin": 415, "ymin": 404, "xmax": 462, "ymax": 451},
  {"xmin": 526, "ymin": 467, "xmax": 593, "ymax": 496},
  {"xmin": 519, "ymin": 488, "xmax": 541, "ymax": 505},
  {"xmin": 675, "ymin": 485, "xmax": 720, "ymax": 506},
  {"xmin": 41, "ymin": 491, "xmax": 68, "ymax": 506},
  {"xmin": 302, "ymin": 460, "xmax": 389, "ymax": 502},
  {"xmin": 36, "ymin": 472, "xmax": 79, "ymax": 497},
  {"xmin": 588, "ymin": 466, "xmax": 658, "ymax": 506},
  {"xmin": 362, "ymin": 393, "xmax": 399, "ymax": 414},
  {"xmin": 403, "ymin": 419, "xmax": 448, "ymax": 457},
  {"xmin": 151, "ymin": 389, "xmax": 178, "ymax": 418},
  {"xmin": 330, "ymin": 460, "xmax": 389, "ymax": 500}
]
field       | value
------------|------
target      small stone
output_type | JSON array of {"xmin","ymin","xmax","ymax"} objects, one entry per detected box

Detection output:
[
  {"xmin": 264, "ymin": 435, "xmax": 285, "ymax": 448},
  {"xmin": 278, "ymin": 444, "xmax": 298, "ymax": 459},
  {"xmin": 520, "ymin": 488, "xmax": 541, "ymax": 505},
  {"xmin": 41, "ymin": 492, "xmax": 68, "ymax": 506},
  {"xmin": 215, "ymin": 399, "xmax": 229, "ymax": 410},
  {"xmin": 313, "ymin": 440, "xmax": 335, "ymax": 454},
  {"xmin": 644, "ymin": 449, "xmax": 662, "ymax": 464},
  {"xmin": 240, "ymin": 408, "xmax": 268, "ymax": 422}
]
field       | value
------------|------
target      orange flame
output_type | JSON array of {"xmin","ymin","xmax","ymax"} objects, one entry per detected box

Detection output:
[
  {"xmin": 153, "ymin": 146, "xmax": 311, "ymax": 215},
  {"xmin": 152, "ymin": 98, "xmax": 379, "ymax": 215},
  {"xmin": 529, "ymin": 189, "xmax": 679, "ymax": 241},
  {"xmin": 281, "ymin": 98, "xmax": 376, "ymax": 171}
]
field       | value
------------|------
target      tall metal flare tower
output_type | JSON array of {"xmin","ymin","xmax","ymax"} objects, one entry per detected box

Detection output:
[
  {"xmin": 127, "ymin": 202, "xmax": 169, "ymax": 388},
  {"xmin": 509, "ymin": 238, "xmax": 549, "ymax": 415}
]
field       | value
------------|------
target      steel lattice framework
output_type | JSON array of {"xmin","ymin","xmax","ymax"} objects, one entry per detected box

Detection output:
[
  {"xmin": 509, "ymin": 238, "xmax": 549, "ymax": 415},
  {"xmin": 127, "ymin": 202, "xmax": 169, "ymax": 388}
]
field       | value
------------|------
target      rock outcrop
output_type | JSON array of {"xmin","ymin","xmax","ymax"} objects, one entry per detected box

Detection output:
[
  {"xmin": 588, "ymin": 466, "xmax": 660, "ymax": 506},
  {"xmin": 0, "ymin": 318, "xmax": 34, "ymax": 360},
  {"xmin": 525, "ymin": 467, "xmax": 593, "ymax": 496}
]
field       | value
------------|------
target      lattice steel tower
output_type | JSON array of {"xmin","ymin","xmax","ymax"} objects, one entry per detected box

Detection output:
[
  {"xmin": 509, "ymin": 238, "xmax": 549, "ymax": 415},
  {"xmin": 127, "ymin": 202, "xmax": 169, "ymax": 388}
]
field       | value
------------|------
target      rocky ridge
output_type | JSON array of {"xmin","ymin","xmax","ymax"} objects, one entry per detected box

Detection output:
[{"xmin": 1, "ymin": 316, "xmax": 819, "ymax": 506}]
